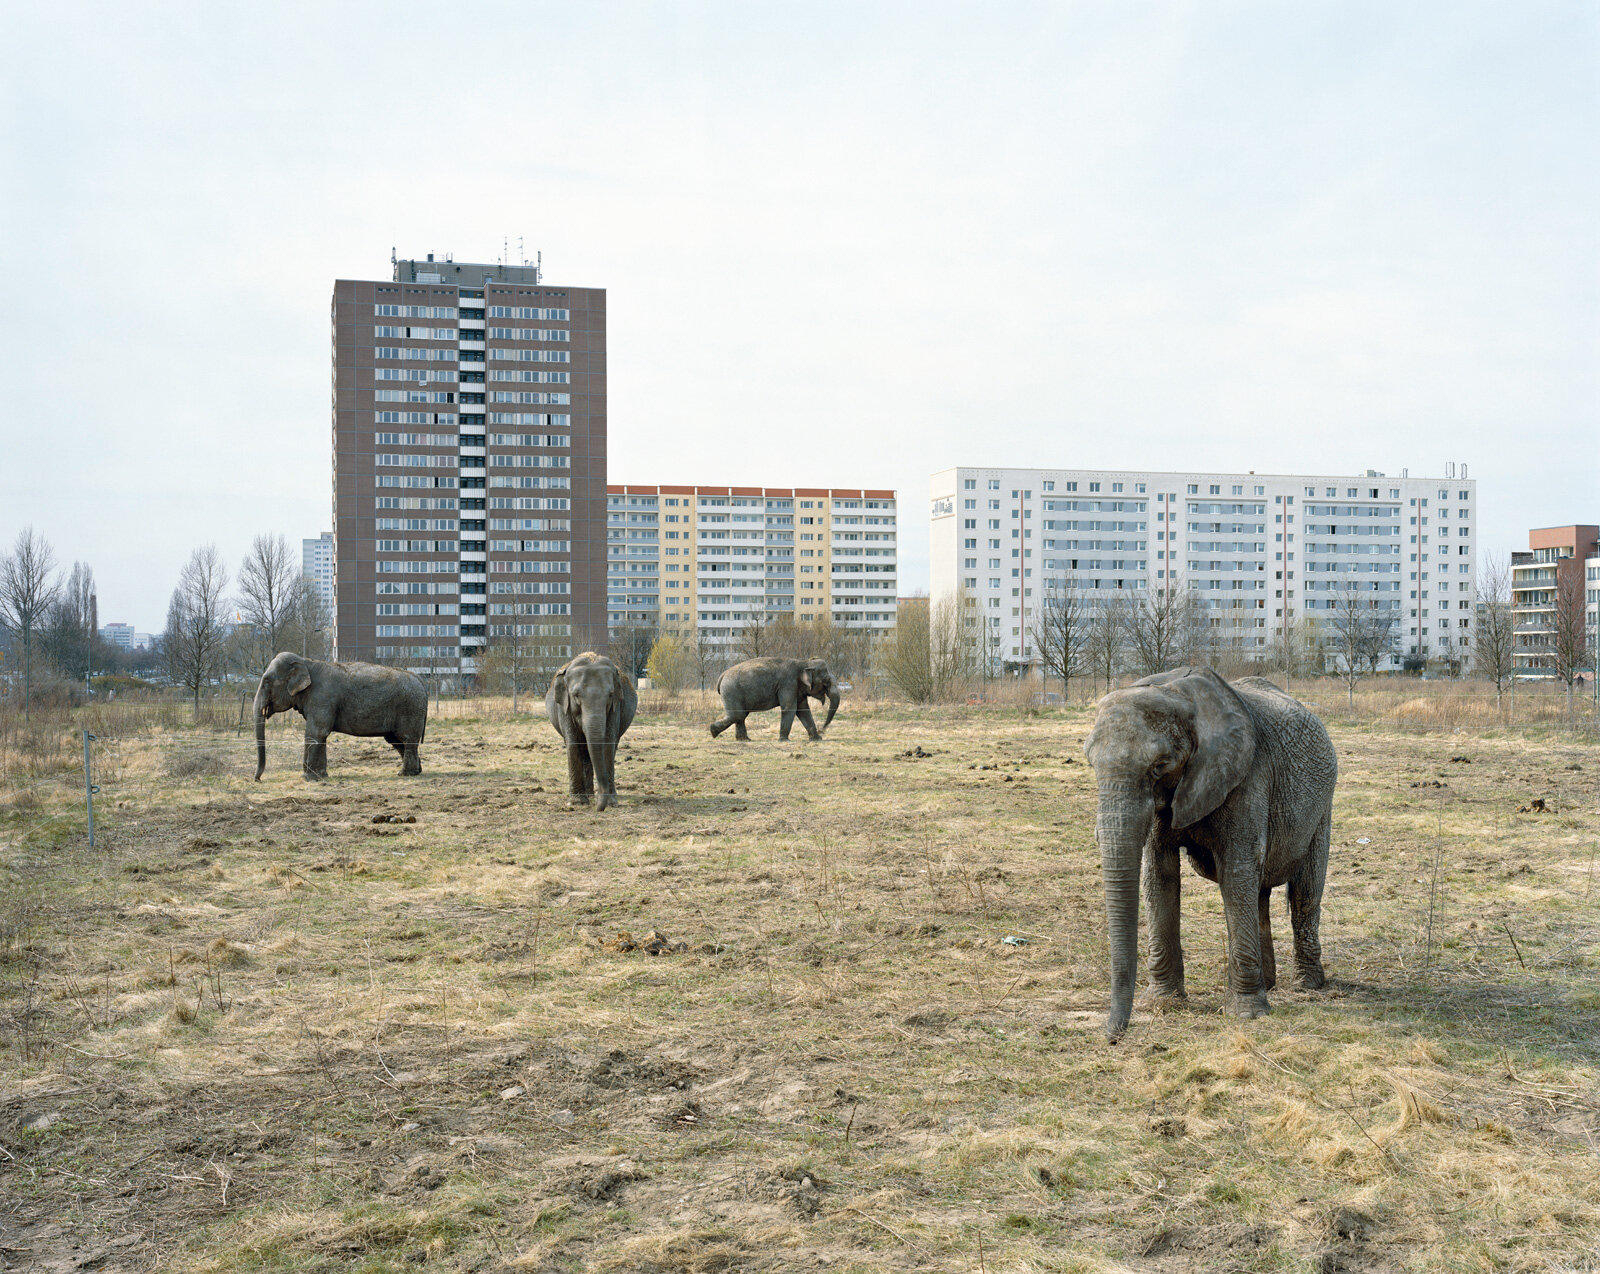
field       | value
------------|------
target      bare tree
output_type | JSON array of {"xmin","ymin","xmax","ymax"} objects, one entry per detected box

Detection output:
[
  {"xmin": 285, "ymin": 578, "xmax": 331, "ymax": 659},
  {"xmin": 1328, "ymin": 581, "xmax": 1397, "ymax": 707},
  {"xmin": 1127, "ymin": 577, "xmax": 1201, "ymax": 678},
  {"xmin": 0, "ymin": 528, "xmax": 62, "ymax": 718},
  {"xmin": 881, "ymin": 594, "xmax": 967, "ymax": 702},
  {"xmin": 608, "ymin": 624, "xmax": 656, "ymax": 684},
  {"xmin": 164, "ymin": 545, "xmax": 231, "ymax": 722},
  {"xmin": 1031, "ymin": 574, "xmax": 1090, "ymax": 700},
  {"xmin": 645, "ymin": 630, "xmax": 692, "ymax": 696},
  {"xmin": 1084, "ymin": 593, "xmax": 1129, "ymax": 693},
  {"xmin": 479, "ymin": 614, "xmax": 570, "ymax": 711},
  {"xmin": 237, "ymin": 534, "xmax": 300, "ymax": 667},
  {"xmin": 1550, "ymin": 564, "xmax": 1590, "ymax": 707},
  {"xmin": 1473, "ymin": 553, "xmax": 1516, "ymax": 708},
  {"xmin": 43, "ymin": 561, "xmax": 98, "ymax": 684}
]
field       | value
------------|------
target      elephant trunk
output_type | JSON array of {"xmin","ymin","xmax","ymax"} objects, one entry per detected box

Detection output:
[
  {"xmin": 253, "ymin": 684, "xmax": 270, "ymax": 782},
  {"xmin": 819, "ymin": 686, "xmax": 840, "ymax": 733},
  {"xmin": 1096, "ymin": 780, "xmax": 1152, "ymax": 1042},
  {"xmin": 583, "ymin": 703, "xmax": 615, "ymax": 801}
]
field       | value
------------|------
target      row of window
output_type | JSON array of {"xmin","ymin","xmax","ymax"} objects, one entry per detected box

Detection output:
[
  {"xmin": 488, "ymin": 476, "xmax": 572, "ymax": 489},
  {"xmin": 487, "ymin": 306, "xmax": 569, "ymax": 320},
  {"xmin": 489, "ymin": 455, "xmax": 571, "ymax": 468},
  {"xmin": 375, "ymin": 304, "xmax": 456, "ymax": 319},
  {"xmin": 377, "ymin": 518, "xmax": 457, "ymax": 531},
  {"xmin": 490, "ymin": 392, "xmax": 571, "ymax": 405},
  {"xmin": 375, "ymin": 496, "xmax": 457, "ymax": 510},
  {"xmin": 486, "ymin": 581, "xmax": 571, "ymax": 594},
  {"xmin": 488, "ymin": 497, "xmax": 571, "ymax": 510},
  {"xmin": 376, "ymin": 411, "xmax": 456, "ymax": 425},
  {"xmin": 375, "ymin": 346, "xmax": 458, "ymax": 362},
  {"xmin": 488, "ymin": 370, "xmax": 571, "ymax": 384},
  {"xmin": 376, "ymin": 432, "xmax": 455, "ymax": 447},
  {"xmin": 488, "ymin": 349, "xmax": 571, "ymax": 363},
  {"xmin": 485, "ymin": 327, "xmax": 569, "ymax": 341},
  {"xmin": 489, "ymin": 517, "xmax": 571, "ymax": 530},
  {"xmin": 488, "ymin": 540, "xmax": 569, "ymax": 552},
  {"xmin": 375, "ymin": 368, "xmax": 455, "ymax": 383},
  {"xmin": 374, "ymin": 326, "xmax": 455, "ymax": 340},
  {"xmin": 488, "ymin": 433, "xmax": 570, "ymax": 447},
  {"xmin": 377, "ymin": 475, "xmax": 457, "ymax": 489}
]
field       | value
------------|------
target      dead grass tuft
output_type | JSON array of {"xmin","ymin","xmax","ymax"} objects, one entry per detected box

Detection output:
[
  {"xmin": 592, "ymin": 1227, "xmax": 752, "ymax": 1273},
  {"xmin": 162, "ymin": 745, "xmax": 230, "ymax": 778},
  {"xmin": 1389, "ymin": 1075, "xmax": 1449, "ymax": 1131},
  {"xmin": 206, "ymin": 937, "xmax": 251, "ymax": 968},
  {"xmin": 1408, "ymin": 1038, "xmax": 1445, "ymax": 1065}
]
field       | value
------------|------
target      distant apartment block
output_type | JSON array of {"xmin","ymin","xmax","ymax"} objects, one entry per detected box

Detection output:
[
  {"xmin": 606, "ymin": 486, "xmax": 899, "ymax": 643},
  {"xmin": 331, "ymin": 254, "xmax": 607, "ymax": 678},
  {"xmin": 302, "ymin": 532, "xmax": 334, "ymax": 613},
  {"xmin": 100, "ymin": 623, "xmax": 137, "ymax": 650},
  {"xmin": 1511, "ymin": 524, "xmax": 1598, "ymax": 678},
  {"xmin": 930, "ymin": 465, "xmax": 1477, "ymax": 670}
]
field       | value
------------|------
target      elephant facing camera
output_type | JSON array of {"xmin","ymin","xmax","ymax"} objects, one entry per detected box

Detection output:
[
  {"xmin": 546, "ymin": 652, "xmax": 637, "ymax": 810},
  {"xmin": 1084, "ymin": 667, "xmax": 1337, "ymax": 1042}
]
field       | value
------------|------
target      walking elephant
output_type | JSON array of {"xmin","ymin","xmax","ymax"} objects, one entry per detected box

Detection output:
[
  {"xmin": 1084, "ymin": 667, "xmax": 1337, "ymax": 1041},
  {"xmin": 709, "ymin": 657, "xmax": 839, "ymax": 742},
  {"xmin": 545, "ymin": 652, "xmax": 638, "ymax": 809},
  {"xmin": 253, "ymin": 652, "xmax": 429, "ymax": 782}
]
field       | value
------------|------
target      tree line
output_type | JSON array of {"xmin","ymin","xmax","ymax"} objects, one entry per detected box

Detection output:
[{"xmin": 0, "ymin": 528, "xmax": 329, "ymax": 720}]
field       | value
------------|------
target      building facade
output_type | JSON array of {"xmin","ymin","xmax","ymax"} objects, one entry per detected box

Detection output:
[
  {"xmin": 930, "ymin": 466, "xmax": 1476, "ymax": 671},
  {"xmin": 1510, "ymin": 524, "xmax": 1598, "ymax": 679},
  {"xmin": 332, "ymin": 255, "xmax": 607, "ymax": 679},
  {"xmin": 302, "ymin": 532, "xmax": 334, "ymax": 613},
  {"xmin": 606, "ymin": 486, "xmax": 898, "ymax": 643}
]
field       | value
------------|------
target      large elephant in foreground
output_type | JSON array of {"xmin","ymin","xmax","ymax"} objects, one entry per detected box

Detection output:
[
  {"xmin": 546, "ymin": 652, "xmax": 638, "ymax": 809},
  {"xmin": 254, "ymin": 653, "xmax": 429, "ymax": 782},
  {"xmin": 709, "ymin": 657, "xmax": 840, "ymax": 742},
  {"xmin": 1084, "ymin": 668, "xmax": 1337, "ymax": 1041}
]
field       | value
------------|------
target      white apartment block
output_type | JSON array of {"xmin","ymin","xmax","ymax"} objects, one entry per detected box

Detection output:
[
  {"xmin": 930, "ymin": 466, "xmax": 1477, "ymax": 671},
  {"xmin": 607, "ymin": 485, "xmax": 899, "ymax": 643},
  {"xmin": 302, "ymin": 532, "xmax": 334, "ymax": 613}
]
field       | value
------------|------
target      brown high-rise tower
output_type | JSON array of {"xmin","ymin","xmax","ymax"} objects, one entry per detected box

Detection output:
[{"xmin": 331, "ymin": 255, "xmax": 607, "ymax": 680}]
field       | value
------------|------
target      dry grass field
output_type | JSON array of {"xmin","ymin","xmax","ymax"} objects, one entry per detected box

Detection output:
[{"xmin": 1, "ymin": 689, "xmax": 1597, "ymax": 1273}]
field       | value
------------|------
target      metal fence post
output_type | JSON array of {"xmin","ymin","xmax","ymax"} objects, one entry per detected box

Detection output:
[{"xmin": 83, "ymin": 731, "xmax": 99, "ymax": 848}]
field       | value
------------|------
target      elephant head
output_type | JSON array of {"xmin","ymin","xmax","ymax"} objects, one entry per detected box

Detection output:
[
  {"xmin": 547, "ymin": 652, "xmax": 638, "ymax": 809},
  {"xmin": 1084, "ymin": 667, "xmax": 1255, "ymax": 1040},
  {"xmin": 800, "ymin": 658, "xmax": 840, "ymax": 733},
  {"xmin": 253, "ymin": 652, "xmax": 313, "ymax": 781}
]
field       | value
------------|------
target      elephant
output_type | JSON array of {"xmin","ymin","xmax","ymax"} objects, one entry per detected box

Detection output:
[
  {"xmin": 709, "ymin": 657, "xmax": 840, "ymax": 742},
  {"xmin": 253, "ymin": 652, "xmax": 429, "ymax": 782},
  {"xmin": 545, "ymin": 652, "xmax": 638, "ymax": 809},
  {"xmin": 1083, "ymin": 667, "xmax": 1337, "ymax": 1041}
]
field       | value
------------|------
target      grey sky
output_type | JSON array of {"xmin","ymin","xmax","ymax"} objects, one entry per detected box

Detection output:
[{"xmin": 4, "ymin": 2, "xmax": 1595, "ymax": 631}]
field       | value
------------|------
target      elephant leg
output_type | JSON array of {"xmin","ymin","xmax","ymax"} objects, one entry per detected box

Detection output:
[
  {"xmin": 1286, "ymin": 825, "xmax": 1329, "ymax": 989},
  {"xmin": 565, "ymin": 742, "xmax": 591, "ymax": 805},
  {"xmin": 733, "ymin": 715, "xmax": 751, "ymax": 741},
  {"xmin": 303, "ymin": 741, "xmax": 329, "ymax": 782},
  {"xmin": 778, "ymin": 704, "xmax": 796, "ymax": 741},
  {"xmin": 1257, "ymin": 888, "xmax": 1277, "ymax": 991},
  {"xmin": 796, "ymin": 705, "xmax": 821, "ymax": 741},
  {"xmin": 1143, "ymin": 842, "xmax": 1186, "ymax": 1001},
  {"xmin": 709, "ymin": 714, "xmax": 733, "ymax": 738},
  {"xmin": 400, "ymin": 744, "xmax": 421, "ymax": 777},
  {"xmin": 1218, "ymin": 845, "xmax": 1270, "ymax": 1019}
]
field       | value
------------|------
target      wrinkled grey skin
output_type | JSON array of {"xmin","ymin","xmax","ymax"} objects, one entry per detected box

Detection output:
[
  {"xmin": 709, "ymin": 657, "xmax": 840, "ymax": 742},
  {"xmin": 254, "ymin": 652, "xmax": 429, "ymax": 782},
  {"xmin": 545, "ymin": 652, "xmax": 638, "ymax": 809},
  {"xmin": 1084, "ymin": 668, "xmax": 1337, "ymax": 1042}
]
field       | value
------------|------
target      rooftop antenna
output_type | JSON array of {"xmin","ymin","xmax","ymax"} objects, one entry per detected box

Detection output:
[
  {"xmin": 518, "ymin": 236, "xmax": 525, "ymax": 267},
  {"xmin": 535, "ymin": 250, "xmax": 542, "ymax": 284}
]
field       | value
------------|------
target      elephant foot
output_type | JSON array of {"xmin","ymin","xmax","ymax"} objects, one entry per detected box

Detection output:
[
  {"xmin": 1293, "ymin": 963, "xmax": 1326, "ymax": 990},
  {"xmin": 399, "ymin": 746, "xmax": 421, "ymax": 777},
  {"xmin": 1226, "ymin": 991, "xmax": 1272, "ymax": 1020},
  {"xmin": 302, "ymin": 744, "xmax": 328, "ymax": 782},
  {"xmin": 567, "ymin": 793, "xmax": 592, "ymax": 808},
  {"xmin": 708, "ymin": 724, "xmax": 719, "ymax": 738},
  {"xmin": 1143, "ymin": 984, "xmax": 1187, "ymax": 1008},
  {"xmin": 596, "ymin": 793, "xmax": 617, "ymax": 811}
]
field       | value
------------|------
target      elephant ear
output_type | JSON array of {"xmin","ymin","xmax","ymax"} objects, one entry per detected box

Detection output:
[
  {"xmin": 286, "ymin": 659, "xmax": 313, "ymax": 698},
  {"xmin": 1168, "ymin": 669, "xmax": 1256, "ymax": 829},
  {"xmin": 613, "ymin": 665, "xmax": 638, "ymax": 737},
  {"xmin": 799, "ymin": 669, "xmax": 814, "ymax": 693},
  {"xmin": 546, "ymin": 663, "xmax": 572, "ymax": 736}
]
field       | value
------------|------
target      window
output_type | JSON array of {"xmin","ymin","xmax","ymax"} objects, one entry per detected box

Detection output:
[
  {"xmin": 1232, "ymin": 485, "xmax": 1243, "ymax": 496},
  {"xmin": 1187, "ymin": 484, "xmax": 1198, "ymax": 494},
  {"xmin": 964, "ymin": 479, "xmax": 976, "ymax": 489},
  {"xmin": 988, "ymin": 479, "xmax": 1000, "ymax": 489},
  {"xmin": 1210, "ymin": 485, "xmax": 1221, "ymax": 495},
  {"xmin": 1089, "ymin": 482, "xmax": 1101, "ymax": 492}
]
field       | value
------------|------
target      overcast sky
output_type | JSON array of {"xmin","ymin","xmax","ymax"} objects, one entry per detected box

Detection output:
[{"xmin": 4, "ymin": 2, "xmax": 1595, "ymax": 632}]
